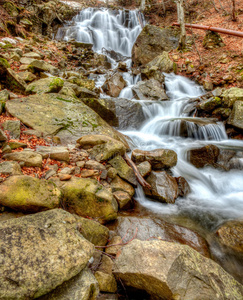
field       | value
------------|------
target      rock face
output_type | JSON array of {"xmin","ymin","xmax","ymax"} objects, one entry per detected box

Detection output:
[
  {"xmin": 113, "ymin": 239, "xmax": 243, "ymax": 300},
  {"xmin": 76, "ymin": 135, "xmax": 126, "ymax": 162},
  {"xmin": 188, "ymin": 145, "xmax": 220, "ymax": 168},
  {"xmin": 227, "ymin": 101, "xmax": 243, "ymax": 130},
  {"xmin": 132, "ymin": 25, "xmax": 179, "ymax": 66},
  {"xmin": 38, "ymin": 268, "xmax": 99, "ymax": 300},
  {"xmin": 111, "ymin": 216, "xmax": 210, "ymax": 257},
  {"xmin": 132, "ymin": 148, "xmax": 177, "ymax": 170},
  {"xmin": 5, "ymin": 93, "xmax": 126, "ymax": 144},
  {"xmin": 102, "ymin": 72, "xmax": 126, "ymax": 97},
  {"xmin": 0, "ymin": 175, "xmax": 61, "ymax": 212},
  {"xmin": 62, "ymin": 178, "xmax": 118, "ymax": 223},
  {"xmin": 132, "ymin": 79, "xmax": 168, "ymax": 101},
  {"xmin": 0, "ymin": 209, "xmax": 94, "ymax": 299},
  {"xmin": 143, "ymin": 171, "xmax": 179, "ymax": 204}
]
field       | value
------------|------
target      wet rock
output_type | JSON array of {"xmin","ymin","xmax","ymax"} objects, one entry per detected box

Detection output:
[
  {"xmin": 102, "ymin": 72, "xmax": 126, "ymax": 97},
  {"xmin": 26, "ymin": 77, "xmax": 64, "ymax": 94},
  {"xmin": 77, "ymin": 135, "xmax": 126, "ymax": 162},
  {"xmin": 0, "ymin": 161, "xmax": 22, "ymax": 175},
  {"xmin": 143, "ymin": 171, "xmax": 179, "ymax": 204},
  {"xmin": 0, "ymin": 209, "xmax": 94, "ymax": 299},
  {"xmin": 227, "ymin": 101, "xmax": 243, "ymax": 130},
  {"xmin": 141, "ymin": 52, "xmax": 177, "ymax": 82},
  {"xmin": 76, "ymin": 217, "xmax": 109, "ymax": 246},
  {"xmin": 62, "ymin": 177, "xmax": 118, "ymax": 223},
  {"xmin": 111, "ymin": 216, "xmax": 209, "ymax": 257},
  {"xmin": 222, "ymin": 87, "xmax": 243, "ymax": 108},
  {"xmin": 137, "ymin": 161, "xmax": 152, "ymax": 177},
  {"xmin": 6, "ymin": 93, "xmax": 126, "ymax": 145},
  {"xmin": 132, "ymin": 25, "xmax": 179, "ymax": 66},
  {"xmin": 110, "ymin": 175, "xmax": 135, "ymax": 197},
  {"xmin": 188, "ymin": 144, "xmax": 220, "ymax": 168},
  {"xmin": 198, "ymin": 96, "xmax": 222, "ymax": 112},
  {"xmin": 38, "ymin": 267, "xmax": 99, "ymax": 300},
  {"xmin": 2, "ymin": 120, "xmax": 20, "ymax": 139},
  {"xmin": 95, "ymin": 272, "xmax": 117, "ymax": 293},
  {"xmin": 216, "ymin": 219, "xmax": 243, "ymax": 257},
  {"xmin": 132, "ymin": 79, "xmax": 168, "ymax": 101},
  {"xmin": 108, "ymin": 155, "xmax": 137, "ymax": 186},
  {"xmin": 176, "ymin": 176, "xmax": 191, "ymax": 197},
  {"xmin": 0, "ymin": 175, "xmax": 61, "ymax": 212},
  {"xmin": 113, "ymin": 239, "xmax": 243, "ymax": 300},
  {"xmin": 36, "ymin": 146, "xmax": 69, "ymax": 162},
  {"xmin": 113, "ymin": 190, "xmax": 132, "ymax": 210},
  {"xmin": 3, "ymin": 150, "xmax": 42, "ymax": 167},
  {"xmin": 131, "ymin": 148, "xmax": 177, "ymax": 170}
]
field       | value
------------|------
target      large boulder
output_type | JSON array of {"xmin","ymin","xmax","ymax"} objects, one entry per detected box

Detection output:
[
  {"xmin": 0, "ymin": 175, "xmax": 61, "ymax": 212},
  {"xmin": 132, "ymin": 79, "xmax": 168, "ymax": 101},
  {"xmin": 38, "ymin": 267, "xmax": 99, "ymax": 300},
  {"xmin": 76, "ymin": 134, "xmax": 126, "ymax": 162},
  {"xmin": 5, "ymin": 93, "xmax": 127, "ymax": 145},
  {"xmin": 143, "ymin": 171, "xmax": 179, "ymax": 204},
  {"xmin": 26, "ymin": 77, "xmax": 64, "ymax": 94},
  {"xmin": 113, "ymin": 239, "xmax": 243, "ymax": 300},
  {"xmin": 131, "ymin": 148, "xmax": 177, "ymax": 170},
  {"xmin": 222, "ymin": 87, "xmax": 243, "ymax": 108},
  {"xmin": 0, "ymin": 209, "xmax": 94, "ymax": 299},
  {"xmin": 188, "ymin": 144, "xmax": 220, "ymax": 168},
  {"xmin": 227, "ymin": 101, "xmax": 243, "ymax": 131},
  {"xmin": 81, "ymin": 97, "xmax": 145, "ymax": 129},
  {"xmin": 141, "ymin": 52, "xmax": 177, "ymax": 82},
  {"xmin": 62, "ymin": 177, "xmax": 118, "ymax": 223},
  {"xmin": 102, "ymin": 72, "xmax": 126, "ymax": 97},
  {"xmin": 111, "ymin": 216, "xmax": 209, "ymax": 257},
  {"xmin": 132, "ymin": 25, "xmax": 179, "ymax": 66}
]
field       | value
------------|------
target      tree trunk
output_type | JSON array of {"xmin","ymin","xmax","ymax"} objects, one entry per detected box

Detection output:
[
  {"xmin": 140, "ymin": 0, "xmax": 146, "ymax": 11},
  {"xmin": 176, "ymin": 0, "xmax": 186, "ymax": 50},
  {"xmin": 232, "ymin": 0, "xmax": 237, "ymax": 21}
]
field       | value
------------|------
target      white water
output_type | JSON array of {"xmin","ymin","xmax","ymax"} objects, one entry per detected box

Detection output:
[{"xmin": 57, "ymin": 8, "xmax": 243, "ymax": 230}]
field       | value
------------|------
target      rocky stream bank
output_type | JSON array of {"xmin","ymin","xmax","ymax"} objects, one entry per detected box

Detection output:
[{"xmin": 0, "ymin": 0, "xmax": 243, "ymax": 299}]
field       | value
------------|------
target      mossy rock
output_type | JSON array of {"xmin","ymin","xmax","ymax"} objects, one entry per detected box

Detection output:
[
  {"xmin": 3, "ymin": 2, "xmax": 20, "ymax": 17},
  {"xmin": 0, "ymin": 57, "xmax": 10, "ymax": 76},
  {"xmin": 26, "ymin": 77, "xmax": 64, "ymax": 94}
]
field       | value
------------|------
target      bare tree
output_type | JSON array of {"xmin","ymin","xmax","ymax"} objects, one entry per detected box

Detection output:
[
  {"xmin": 232, "ymin": 0, "xmax": 237, "ymax": 21},
  {"xmin": 140, "ymin": 0, "xmax": 146, "ymax": 11},
  {"xmin": 175, "ymin": 0, "xmax": 186, "ymax": 50}
]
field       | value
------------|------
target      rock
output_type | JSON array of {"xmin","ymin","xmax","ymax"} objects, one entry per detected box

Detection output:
[
  {"xmin": 0, "ymin": 175, "xmax": 61, "ymax": 212},
  {"xmin": 23, "ymin": 52, "xmax": 42, "ymax": 59},
  {"xmin": 67, "ymin": 77, "xmax": 95, "ymax": 91},
  {"xmin": 2, "ymin": 120, "xmax": 21, "ymax": 139},
  {"xmin": 98, "ymin": 255, "xmax": 114, "ymax": 274},
  {"xmin": 0, "ymin": 57, "xmax": 10, "ymax": 76},
  {"xmin": 0, "ymin": 89, "xmax": 10, "ymax": 109},
  {"xmin": 203, "ymin": 79, "xmax": 214, "ymax": 91},
  {"xmin": 59, "ymin": 174, "xmax": 72, "ymax": 181},
  {"xmin": 0, "ymin": 161, "xmax": 22, "ymax": 175},
  {"xmin": 188, "ymin": 144, "xmax": 220, "ymax": 168},
  {"xmin": 216, "ymin": 219, "xmax": 243, "ymax": 256},
  {"xmin": 105, "ymin": 235, "xmax": 122, "ymax": 256},
  {"xmin": 59, "ymin": 167, "xmax": 74, "ymax": 175},
  {"xmin": 5, "ymin": 93, "xmax": 127, "ymax": 145},
  {"xmin": 143, "ymin": 171, "xmax": 179, "ymax": 204},
  {"xmin": 20, "ymin": 57, "xmax": 36, "ymax": 65},
  {"xmin": 82, "ymin": 97, "xmax": 145, "ymax": 129},
  {"xmin": 102, "ymin": 72, "xmax": 126, "ymax": 97},
  {"xmin": 111, "ymin": 216, "xmax": 209, "ymax": 257},
  {"xmin": 29, "ymin": 59, "xmax": 57, "ymax": 74},
  {"xmin": 141, "ymin": 52, "xmax": 177, "ymax": 82},
  {"xmin": 137, "ymin": 161, "xmax": 151, "ymax": 177},
  {"xmin": 131, "ymin": 148, "xmax": 177, "ymax": 170},
  {"xmin": 107, "ymin": 167, "xmax": 118, "ymax": 179},
  {"xmin": 62, "ymin": 177, "xmax": 118, "ymax": 223},
  {"xmin": 95, "ymin": 272, "xmax": 117, "ymax": 293},
  {"xmin": 132, "ymin": 79, "xmax": 168, "ymax": 101},
  {"xmin": 77, "ymin": 135, "xmax": 126, "ymax": 162},
  {"xmin": 198, "ymin": 96, "xmax": 222, "ymax": 112},
  {"xmin": 84, "ymin": 160, "xmax": 106, "ymax": 171},
  {"xmin": 2, "ymin": 145, "xmax": 11, "ymax": 154},
  {"xmin": 59, "ymin": 86, "xmax": 76, "ymax": 98},
  {"xmin": 113, "ymin": 239, "xmax": 243, "ymax": 300},
  {"xmin": 222, "ymin": 87, "xmax": 243, "ymax": 108},
  {"xmin": 203, "ymin": 30, "xmax": 225, "ymax": 49},
  {"xmin": 132, "ymin": 25, "xmax": 179, "ymax": 66},
  {"xmin": 212, "ymin": 107, "xmax": 231, "ymax": 119},
  {"xmin": 108, "ymin": 155, "xmax": 137, "ymax": 186},
  {"xmin": 45, "ymin": 169, "xmax": 56, "ymax": 179},
  {"xmin": 176, "ymin": 176, "xmax": 191, "ymax": 197},
  {"xmin": 6, "ymin": 68, "xmax": 27, "ymax": 91},
  {"xmin": 36, "ymin": 146, "xmax": 69, "ymax": 162},
  {"xmin": 227, "ymin": 101, "xmax": 243, "ymax": 130},
  {"xmin": 76, "ymin": 217, "xmax": 109, "ymax": 246},
  {"xmin": 0, "ymin": 128, "xmax": 7, "ymax": 142},
  {"xmin": 17, "ymin": 71, "xmax": 37, "ymax": 82},
  {"xmin": 3, "ymin": 151, "xmax": 43, "ymax": 167},
  {"xmin": 113, "ymin": 190, "xmax": 132, "ymax": 209},
  {"xmin": 38, "ymin": 268, "xmax": 99, "ymax": 300},
  {"xmin": 80, "ymin": 169, "xmax": 96, "ymax": 178},
  {"xmin": 26, "ymin": 77, "xmax": 64, "ymax": 94},
  {"xmin": 0, "ymin": 209, "xmax": 94, "ymax": 299},
  {"xmin": 110, "ymin": 175, "xmax": 135, "ymax": 197}
]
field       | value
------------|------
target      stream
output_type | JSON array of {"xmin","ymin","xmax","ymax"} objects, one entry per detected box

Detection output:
[{"xmin": 56, "ymin": 7, "xmax": 243, "ymax": 283}]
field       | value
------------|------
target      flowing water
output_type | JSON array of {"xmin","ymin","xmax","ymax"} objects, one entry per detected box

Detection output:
[{"xmin": 57, "ymin": 7, "xmax": 243, "ymax": 282}]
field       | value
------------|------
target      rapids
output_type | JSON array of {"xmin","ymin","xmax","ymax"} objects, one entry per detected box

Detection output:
[{"xmin": 56, "ymin": 7, "xmax": 243, "ymax": 282}]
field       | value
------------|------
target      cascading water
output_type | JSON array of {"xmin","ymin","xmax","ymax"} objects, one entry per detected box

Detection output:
[{"xmin": 57, "ymin": 7, "xmax": 243, "ymax": 282}]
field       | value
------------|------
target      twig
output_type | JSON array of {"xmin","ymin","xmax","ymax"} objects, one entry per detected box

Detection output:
[{"xmin": 210, "ymin": 0, "xmax": 220, "ymax": 13}]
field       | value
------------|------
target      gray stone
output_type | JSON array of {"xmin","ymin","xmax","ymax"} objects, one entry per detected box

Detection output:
[
  {"xmin": 102, "ymin": 72, "xmax": 126, "ymax": 97},
  {"xmin": 6, "ymin": 68, "xmax": 27, "ymax": 91},
  {"xmin": 137, "ymin": 161, "xmax": 151, "ymax": 177},
  {"xmin": 0, "ymin": 209, "xmax": 94, "ymax": 299},
  {"xmin": 36, "ymin": 146, "xmax": 69, "ymax": 162},
  {"xmin": 3, "ymin": 151, "xmax": 43, "ymax": 167},
  {"xmin": 23, "ymin": 52, "xmax": 42, "ymax": 59},
  {"xmin": 84, "ymin": 160, "xmax": 106, "ymax": 171},
  {"xmin": 2, "ymin": 120, "xmax": 21, "ymax": 139},
  {"xmin": 17, "ymin": 71, "xmax": 37, "ymax": 82},
  {"xmin": 20, "ymin": 57, "xmax": 36, "ymax": 65},
  {"xmin": 26, "ymin": 77, "xmax": 64, "ymax": 94},
  {"xmin": 132, "ymin": 79, "xmax": 168, "ymax": 101},
  {"xmin": 227, "ymin": 101, "xmax": 243, "ymax": 130},
  {"xmin": 222, "ymin": 87, "xmax": 243, "ymax": 108},
  {"xmin": 0, "ymin": 161, "xmax": 22, "ymax": 175}
]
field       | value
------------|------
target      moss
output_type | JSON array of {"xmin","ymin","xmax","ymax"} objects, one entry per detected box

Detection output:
[
  {"xmin": 49, "ymin": 77, "xmax": 64, "ymax": 88},
  {"xmin": 0, "ymin": 57, "xmax": 10, "ymax": 69}
]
